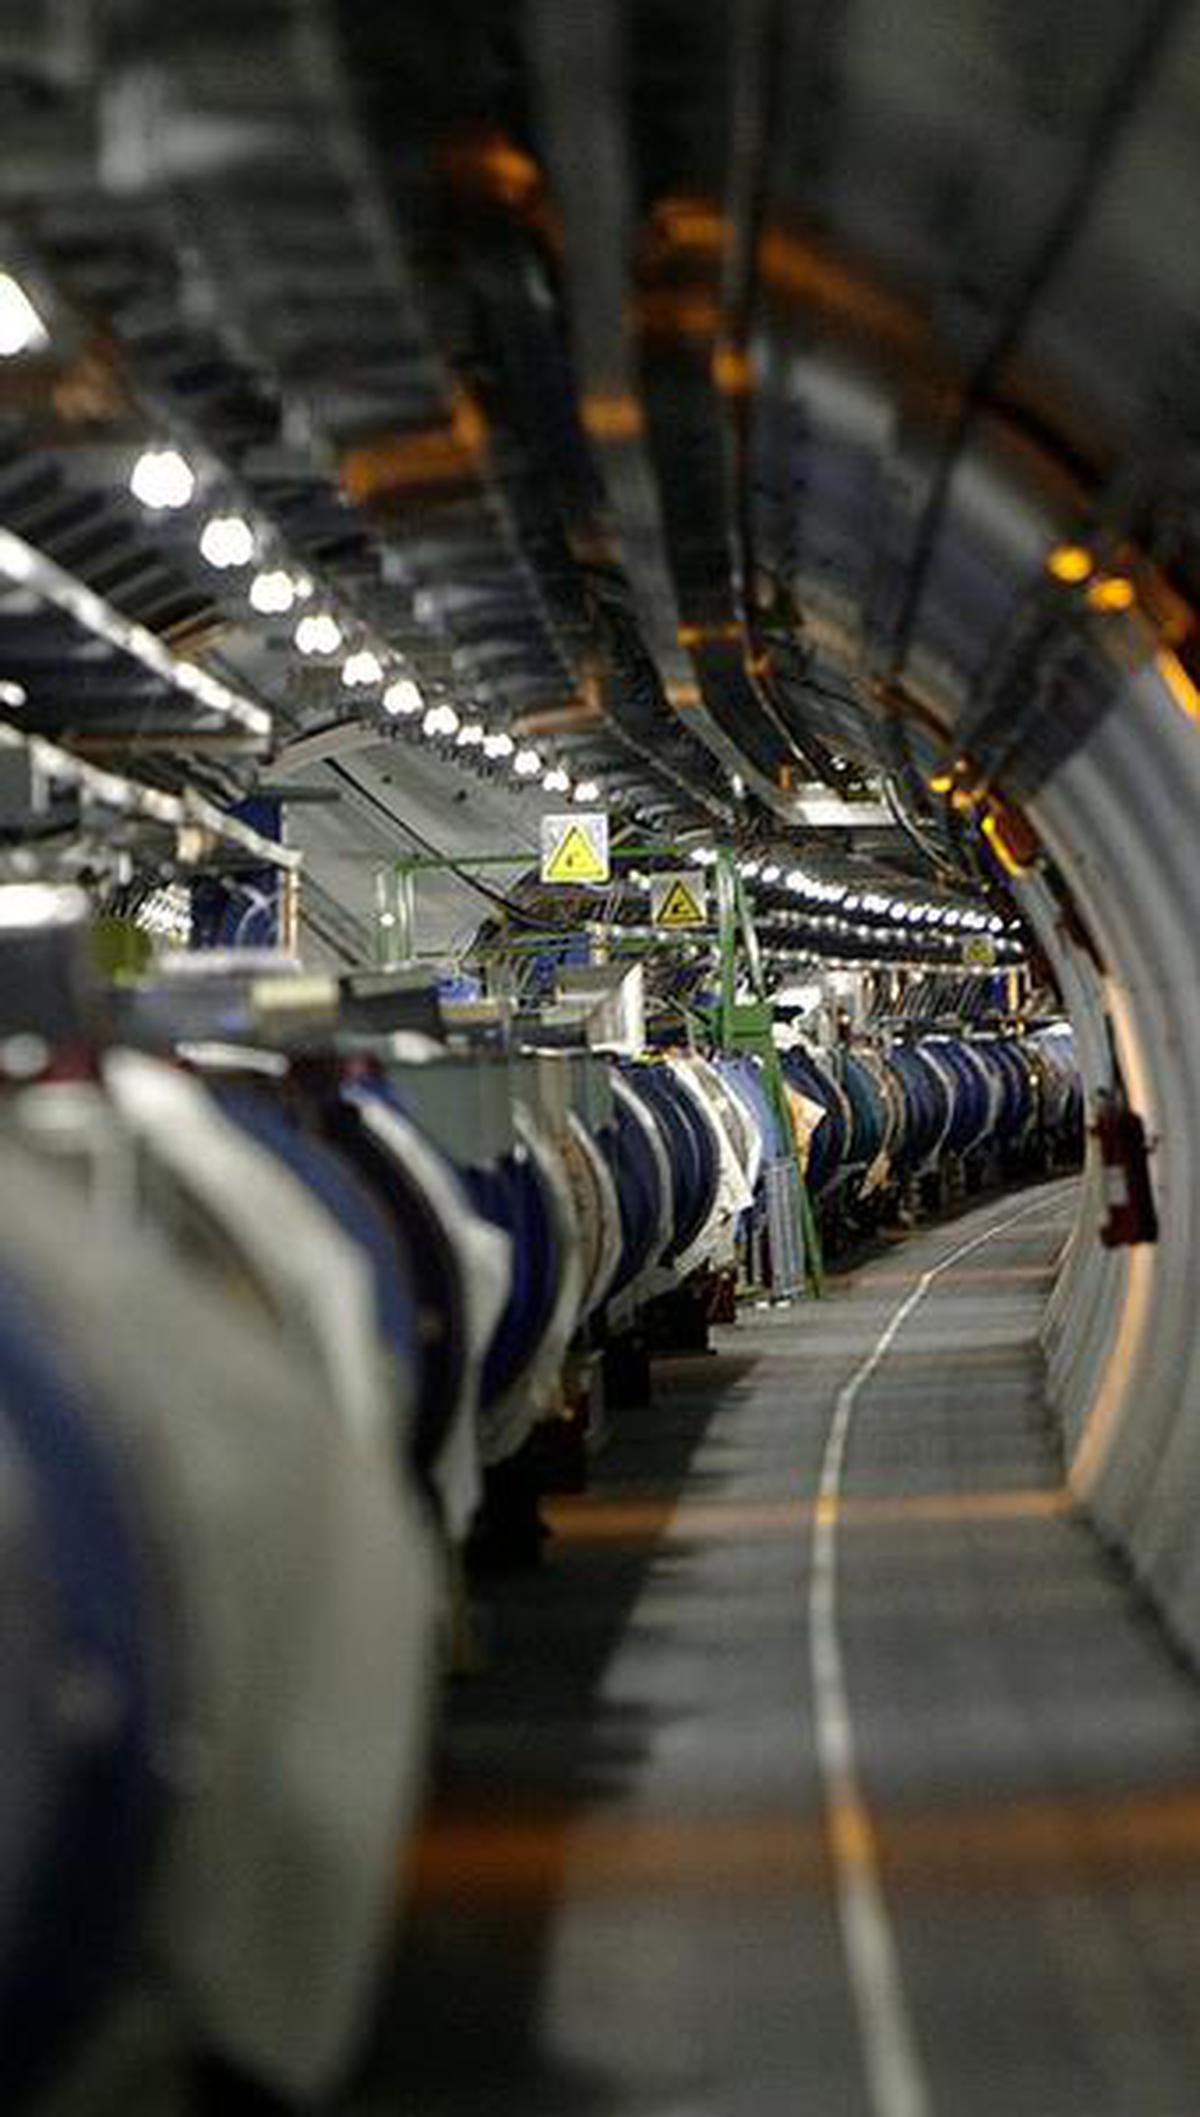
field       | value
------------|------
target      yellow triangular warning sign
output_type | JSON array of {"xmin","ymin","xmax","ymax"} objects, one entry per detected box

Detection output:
[
  {"xmin": 655, "ymin": 876, "xmax": 705, "ymax": 928},
  {"xmin": 544, "ymin": 822, "xmax": 608, "ymax": 883}
]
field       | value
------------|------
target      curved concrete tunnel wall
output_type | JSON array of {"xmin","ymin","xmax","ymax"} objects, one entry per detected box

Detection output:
[
  {"xmin": 887, "ymin": 424, "xmax": 1200, "ymax": 1664},
  {"xmin": 1013, "ymin": 659, "xmax": 1200, "ymax": 1661},
  {"xmin": 1018, "ymin": 870, "xmax": 1127, "ymax": 1487}
]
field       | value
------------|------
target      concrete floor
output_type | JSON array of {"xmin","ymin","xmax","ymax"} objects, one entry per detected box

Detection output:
[{"xmin": 360, "ymin": 1180, "xmax": 1200, "ymax": 2116}]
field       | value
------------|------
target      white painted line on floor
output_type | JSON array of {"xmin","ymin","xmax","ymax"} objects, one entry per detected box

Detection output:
[{"xmin": 809, "ymin": 1190, "xmax": 1067, "ymax": 2117}]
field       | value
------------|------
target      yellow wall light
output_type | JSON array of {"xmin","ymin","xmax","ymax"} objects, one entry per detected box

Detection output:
[
  {"xmin": 1046, "ymin": 543, "xmax": 1095, "ymax": 585},
  {"xmin": 1086, "ymin": 574, "xmax": 1136, "ymax": 613}
]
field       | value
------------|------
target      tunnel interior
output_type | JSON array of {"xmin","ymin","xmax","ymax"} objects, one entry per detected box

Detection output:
[{"xmin": 2, "ymin": 3, "xmax": 1200, "ymax": 2114}]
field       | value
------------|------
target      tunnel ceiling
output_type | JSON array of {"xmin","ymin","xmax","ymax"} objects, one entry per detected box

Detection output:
[{"xmin": 0, "ymin": 0, "xmax": 1198, "ymax": 956}]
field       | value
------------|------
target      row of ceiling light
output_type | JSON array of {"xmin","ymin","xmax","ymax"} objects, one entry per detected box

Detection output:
[
  {"xmin": 120, "ymin": 444, "xmax": 605, "ymax": 802},
  {"xmin": 683, "ymin": 847, "xmax": 1006, "ymax": 933},
  {"xmin": 0, "ymin": 271, "xmax": 604, "ymax": 806},
  {"xmin": 761, "ymin": 923, "xmax": 1024, "ymax": 965},
  {"xmin": 760, "ymin": 950, "xmax": 1017, "ymax": 974},
  {"xmin": 375, "ymin": 679, "xmax": 600, "ymax": 798}
]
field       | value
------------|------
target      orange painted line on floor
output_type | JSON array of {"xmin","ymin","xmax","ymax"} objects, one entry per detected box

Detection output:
[
  {"xmin": 878, "ymin": 1783, "xmax": 1200, "ymax": 1888},
  {"xmin": 407, "ymin": 1806, "xmax": 829, "ymax": 1905},
  {"xmin": 405, "ymin": 1776, "xmax": 1200, "ymax": 1909},
  {"xmin": 544, "ymin": 1495, "xmax": 811, "ymax": 1542},
  {"xmin": 781, "ymin": 1341, "xmax": 1048, "ymax": 1373},
  {"xmin": 857, "ymin": 1264, "xmax": 1057, "ymax": 1290},
  {"xmin": 544, "ymin": 1487, "xmax": 1071, "ymax": 1545},
  {"xmin": 840, "ymin": 1488, "xmax": 1071, "ymax": 1526}
]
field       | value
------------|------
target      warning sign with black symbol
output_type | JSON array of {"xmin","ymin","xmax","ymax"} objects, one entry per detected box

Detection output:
[
  {"xmin": 540, "ymin": 811, "xmax": 609, "ymax": 884},
  {"xmin": 650, "ymin": 871, "xmax": 707, "ymax": 928}
]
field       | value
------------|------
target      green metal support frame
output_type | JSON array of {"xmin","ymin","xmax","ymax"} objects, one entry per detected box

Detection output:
[
  {"xmin": 375, "ymin": 840, "xmax": 695, "ymax": 969},
  {"xmin": 714, "ymin": 851, "xmax": 824, "ymax": 1297}
]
